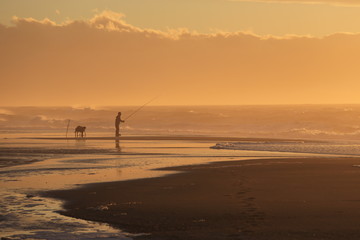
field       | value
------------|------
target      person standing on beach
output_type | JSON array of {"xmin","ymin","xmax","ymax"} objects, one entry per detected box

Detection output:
[{"xmin": 115, "ymin": 112, "xmax": 125, "ymax": 137}]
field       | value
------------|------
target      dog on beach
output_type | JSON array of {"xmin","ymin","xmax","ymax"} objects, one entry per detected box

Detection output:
[{"xmin": 75, "ymin": 126, "xmax": 86, "ymax": 138}]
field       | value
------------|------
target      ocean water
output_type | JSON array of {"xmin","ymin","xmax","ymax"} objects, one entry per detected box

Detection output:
[
  {"xmin": 2, "ymin": 104, "xmax": 360, "ymax": 140},
  {"xmin": 2, "ymin": 105, "xmax": 360, "ymax": 239}
]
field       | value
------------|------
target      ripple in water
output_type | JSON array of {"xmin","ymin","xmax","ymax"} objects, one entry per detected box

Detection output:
[{"xmin": 0, "ymin": 191, "xmax": 134, "ymax": 240}]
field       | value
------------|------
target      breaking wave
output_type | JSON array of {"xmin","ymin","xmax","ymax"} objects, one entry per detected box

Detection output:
[
  {"xmin": 211, "ymin": 141, "xmax": 360, "ymax": 156},
  {"xmin": 2, "ymin": 105, "xmax": 360, "ymax": 140}
]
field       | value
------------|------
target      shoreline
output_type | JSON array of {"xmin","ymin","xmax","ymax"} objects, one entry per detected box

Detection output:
[
  {"xmin": 23, "ymin": 135, "xmax": 317, "ymax": 143},
  {"xmin": 42, "ymin": 156, "xmax": 360, "ymax": 239}
]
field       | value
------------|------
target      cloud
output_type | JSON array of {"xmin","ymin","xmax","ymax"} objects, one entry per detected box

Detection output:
[
  {"xmin": 230, "ymin": 0, "xmax": 360, "ymax": 7},
  {"xmin": 1, "ymin": 11, "xmax": 360, "ymax": 106}
]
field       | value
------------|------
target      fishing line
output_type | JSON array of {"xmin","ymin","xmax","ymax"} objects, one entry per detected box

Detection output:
[{"xmin": 124, "ymin": 95, "xmax": 160, "ymax": 121}]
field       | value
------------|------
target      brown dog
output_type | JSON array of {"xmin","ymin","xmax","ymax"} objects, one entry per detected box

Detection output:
[{"xmin": 75, "ymin": 126, "xmax": 86, "ymax": 138}]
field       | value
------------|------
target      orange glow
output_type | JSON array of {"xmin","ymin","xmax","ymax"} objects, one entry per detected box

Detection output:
[{"xmin": 1, "ymin": 12, "xmax": 360, "ymax": 106}]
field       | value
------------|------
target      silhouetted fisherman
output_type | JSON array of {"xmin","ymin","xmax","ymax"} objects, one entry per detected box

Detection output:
[{"xmin": 115, "ymin": 112, "xmax": 125, "ymax": 137}]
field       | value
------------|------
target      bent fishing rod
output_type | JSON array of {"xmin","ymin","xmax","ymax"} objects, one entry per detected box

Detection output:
[{"xmin": 124, "ymin": 96, "xmax": 159, "ymax": 121}]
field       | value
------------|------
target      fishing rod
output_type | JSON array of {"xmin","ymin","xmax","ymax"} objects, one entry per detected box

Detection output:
[
  {"xmin": 65, "ymin": 119, "xmax": 71, "ymax": 139},
  {"xmin": 124, "ymin": 95, "xmax": 159, "ymax": 121}
]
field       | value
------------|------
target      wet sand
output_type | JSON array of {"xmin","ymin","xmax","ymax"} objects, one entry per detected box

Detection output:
[
  {"xmin": 27, "ymin": 135, "xmax": 315, "ymax": 142},
  {"xmin": 43, "ymin": 157, "xmax": 360, "ymax": 240},
  {"xmin": 0, "ymin": 158, "xmax": 40, "ymax": 168}
]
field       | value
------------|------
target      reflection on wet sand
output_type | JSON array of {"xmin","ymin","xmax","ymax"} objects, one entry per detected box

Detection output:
[
  {"xmin": 75, "ymin": 138, "xmax": 86, "ymax": 148},
  {"xmin": 115, "ymin": 139, "xmax": 121, "ymax": 152}
]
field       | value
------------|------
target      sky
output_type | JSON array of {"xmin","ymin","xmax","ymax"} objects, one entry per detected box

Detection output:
[{"xmin": 1, "ymin": 0, "xmax": 360, "ymax": 106}]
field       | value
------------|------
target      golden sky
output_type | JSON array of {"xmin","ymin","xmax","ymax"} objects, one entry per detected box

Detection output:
[{"xmin": 1, "ymin": 1, "xmax": 360, "ymax": 106}]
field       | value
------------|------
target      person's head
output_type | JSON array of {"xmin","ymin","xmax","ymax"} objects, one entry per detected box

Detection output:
[{"xmin": 118, "ymin": 112, "xmax": 121, "ymax": 116}]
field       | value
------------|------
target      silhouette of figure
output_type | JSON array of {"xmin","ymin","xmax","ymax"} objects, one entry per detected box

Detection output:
[
  {"xmin": 75, "ymin": 126, "xmax": 86, "ymax": 138},
  {"xmin": 115, "ymin": 112, "xmax": 125, "ymax": 137}
]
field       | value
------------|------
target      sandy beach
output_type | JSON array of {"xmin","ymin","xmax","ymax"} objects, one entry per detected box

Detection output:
[
  {"xmin": 27, "ymin": 136, "xmax": 315, "ymax": 142},
  {"xmin": 43, "ymin": 156, "xmax": 360, "ymax": 240},
  {"xmin": 4, "ymin": 136, "xmax": 317, "ymax": 239},
  {"xmin": 3, "ymin": 134, "xmax": 360, "ymax": 239}
]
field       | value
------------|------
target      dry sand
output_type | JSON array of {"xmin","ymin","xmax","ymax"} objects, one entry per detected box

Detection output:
[{"xmin": 43, "ymin": 157, "xmax": 360, "ymax": 240}]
